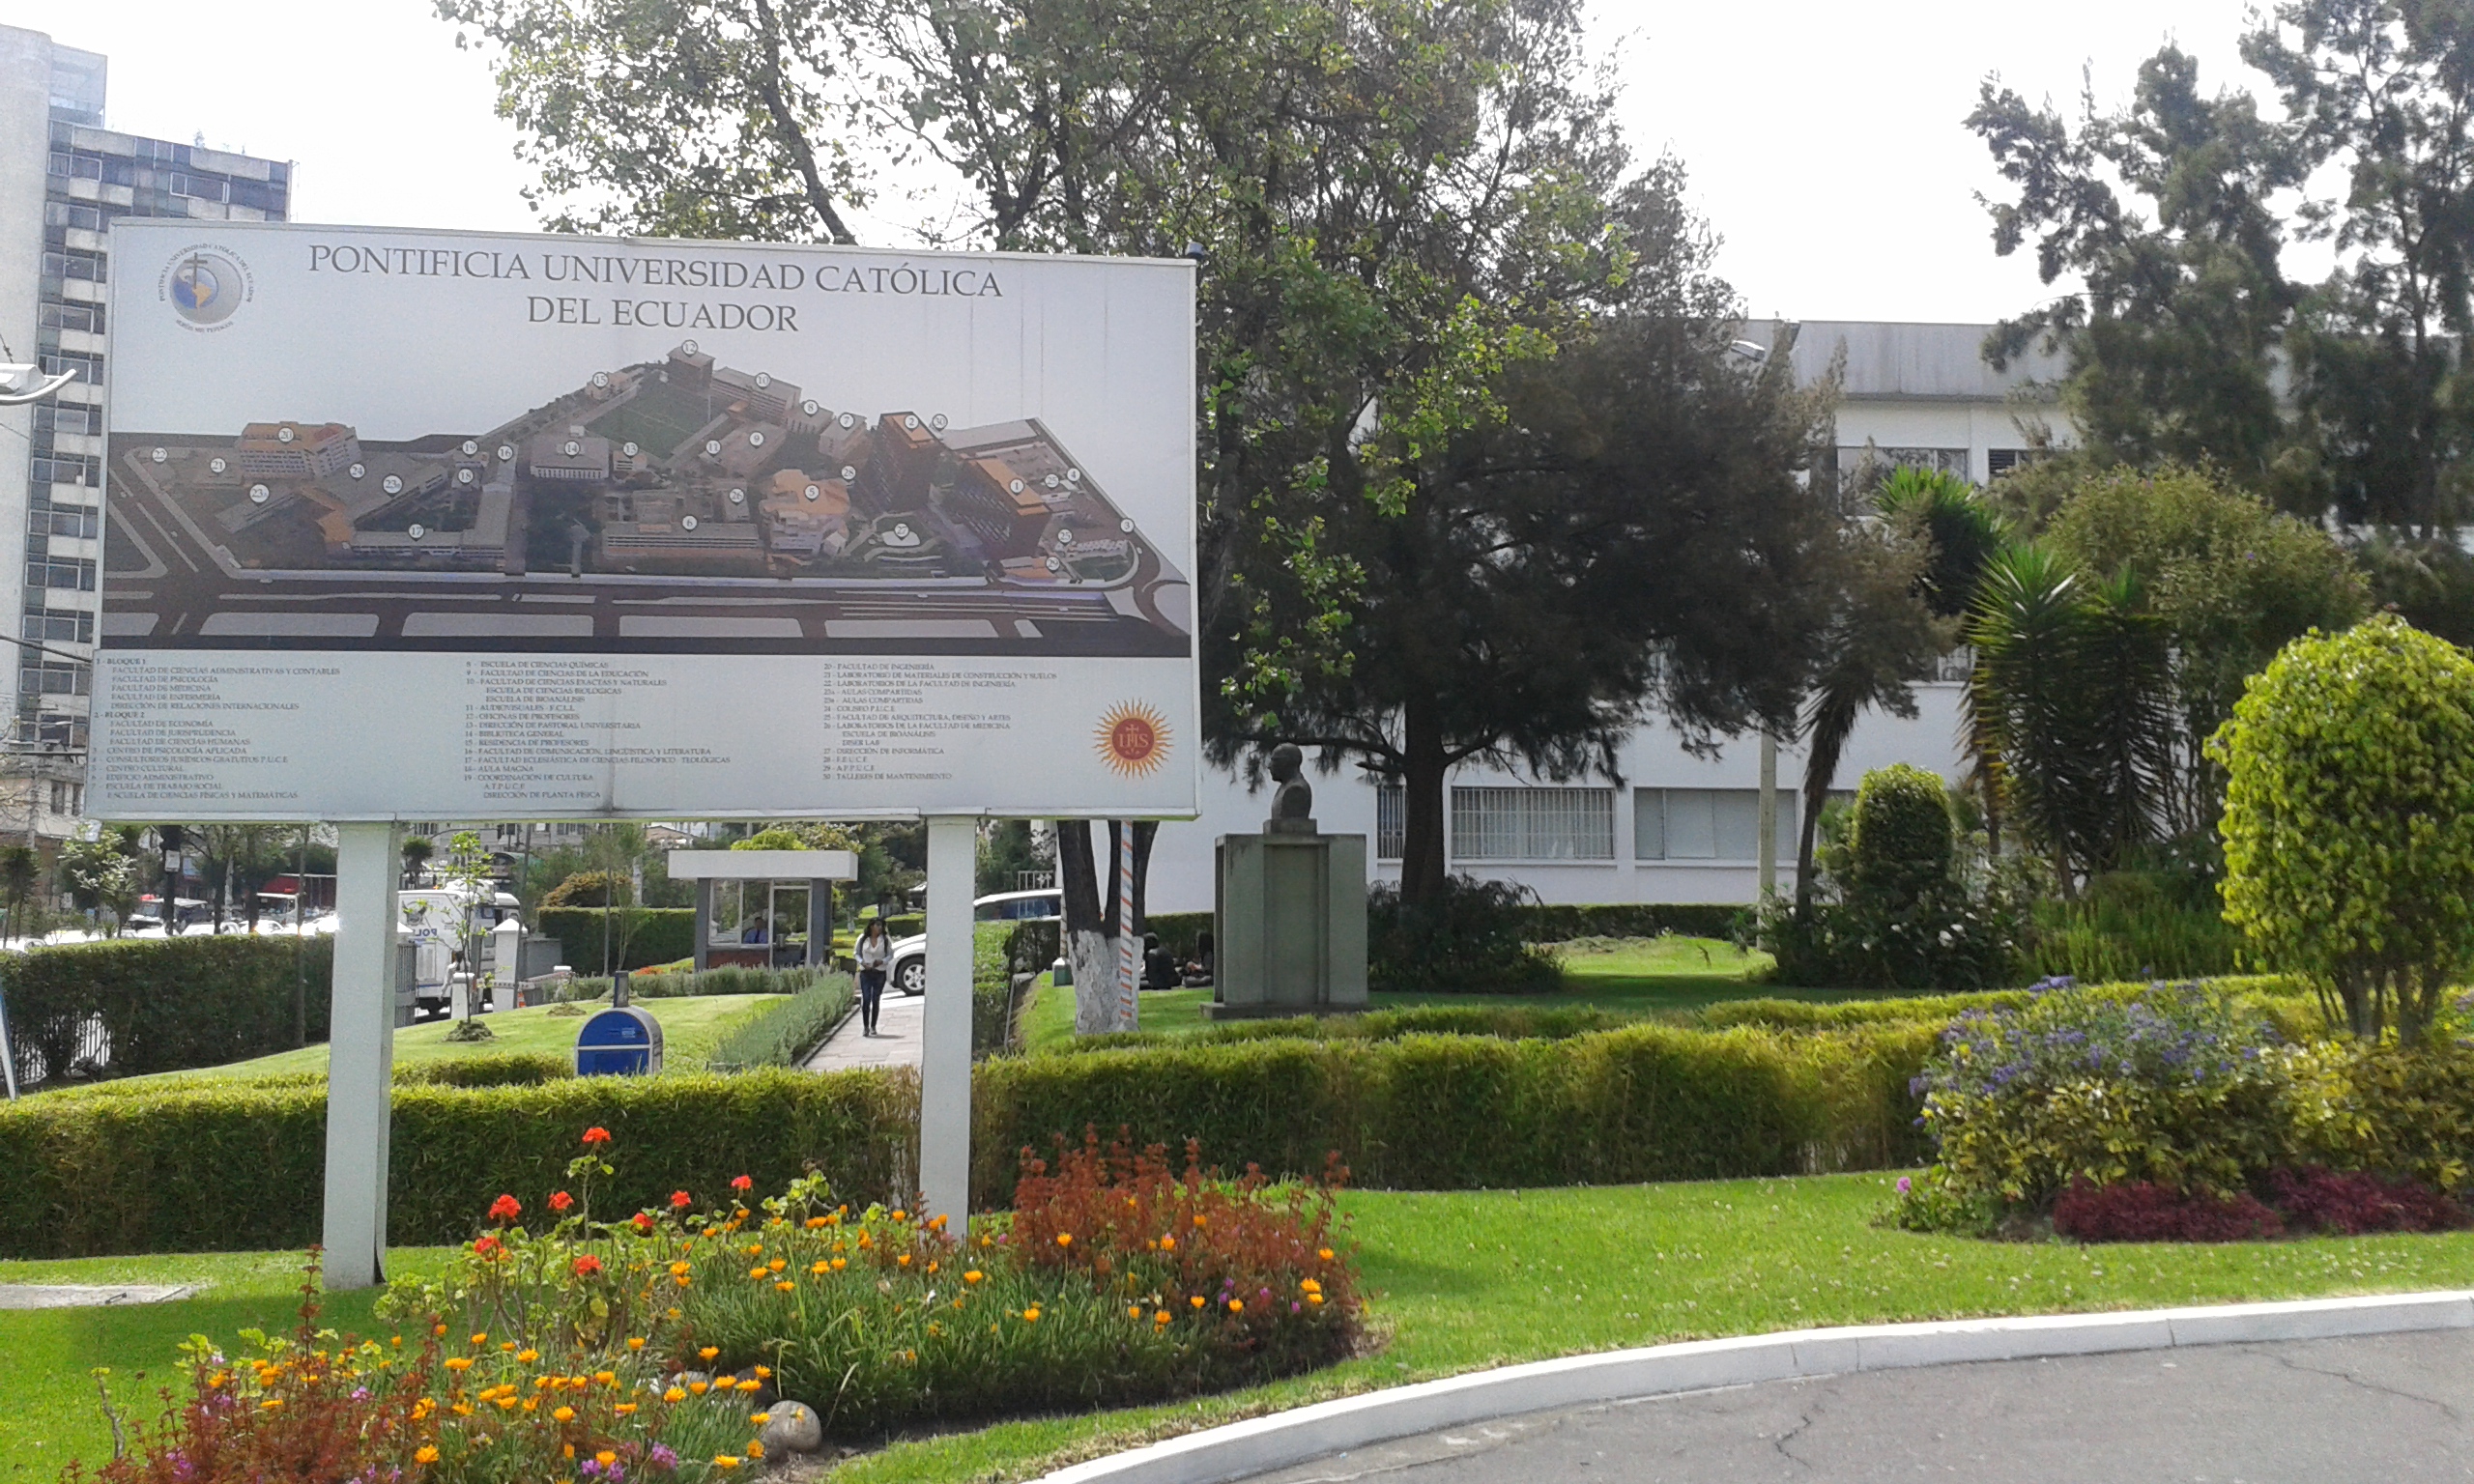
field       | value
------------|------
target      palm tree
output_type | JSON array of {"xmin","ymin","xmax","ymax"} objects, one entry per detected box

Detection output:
[
  {"xmin": 1964, "ymin": 546, "xmax": 2172, "ymax": 892},
  {"xmin": 1792, "ymin": 468, "xmax": 1997, "ymax": 909}
]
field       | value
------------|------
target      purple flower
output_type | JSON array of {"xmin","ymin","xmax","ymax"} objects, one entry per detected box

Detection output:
[
  {"xmin": 648, "ymin": 1444, "xmax": 678, "ymax": 1471},
  {"xmin": 1896, "ymin": 1176, "xmax": 1912, "ymax": 1194}
]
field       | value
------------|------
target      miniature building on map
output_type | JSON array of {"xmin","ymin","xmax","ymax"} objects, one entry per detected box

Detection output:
[{"xmin": 236, "ymin": 422, "xmax": 360, "ymax": 480}]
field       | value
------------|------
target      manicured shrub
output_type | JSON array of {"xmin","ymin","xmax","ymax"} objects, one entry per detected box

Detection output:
[
  {"xmin": 2283, "ymin": 1040, "xmax": 2474, "ymax": 1193},
  {"xmin": 538, "ymin": 909, "xmax": 697, "ymax": 974},
  {"xmin": 703, "ymin": 974, "xmax": 854, "ymax": 1070},
  {"xmin": 1910, "ymin": 981, "xmax": 2291, "ymax": 1214},
  {"xmin": 2051, "ymin": 1178, "xmax": 2286, "ymax": 1242},
  {"xmin": 2212, "ymin": 615, "xmax": 2474, "ymax": 1042},
  {"xmin": 1366, "ymin": 875, "xmax": 1562, "ymax": 993},
  {"xmin": 1, "ymin": 934, "xmax": 335, "ymax": 1086},
  {"xmin": 1150, "ymin": 904, "xmax": 1740, "ymax": 957},
  {"xmin": 1847, "ymin": 763, "xmax": 1956, "ymax": 909},
  {"xmin": 398, "ymin": 1053, "xmax": 571, "ymax": 1088},
  {"xmin": 2266, "ymin": 1166, "xmax": 2467, "ymax": 1235}
]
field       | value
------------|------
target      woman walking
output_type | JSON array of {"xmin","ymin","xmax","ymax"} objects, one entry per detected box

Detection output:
[{"xmin": 855, "ymin": 917, "xmax": 891, "ymax": 1038}]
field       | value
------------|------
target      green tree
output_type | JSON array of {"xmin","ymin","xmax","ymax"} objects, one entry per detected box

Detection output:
[
  {"xmin": 2245, "ymin": 0, "xmax": 2474, "ymax": 535},
  {"xmin": 2211, "ymin": 616, "xmax": 2474, "ymax": 1041},
  {"xmin": 2044, "ymin": 463, "xmax": 2367, "ymax": 833},
  {"xmin": 1970, "ymin": 46, "xmax": 2307, "ymax": 494},
  {"xmin": 400, "ymin": 835, "xmax": 435, "ymax": 889},
  {"xmin": 60, "ymin": 828, "xmax": 143, "ymax": 935},
  {"xmin": 0, "ymin": 843, "xmax": 38, "ymax": 944}
]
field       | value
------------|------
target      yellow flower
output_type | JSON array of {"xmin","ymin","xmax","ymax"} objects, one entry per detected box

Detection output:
[
  {"xmin": 768, "ymin": 1258, "xmax": 786, "ymax": 1272},
  {"xmin": 470, "ymin": 1332, "xmax": 489, "ymax": 1346},
  {"xmin": 522, "ymin": 1398, "xmax": 539, "ymax": 1413},
  {"xmin": 747, "ymin": 1441, "xmax": 766, "ymax": 1459},
  {"xmin": 831, "ymin": 1257, "xmax": 847, "ymax": 1270},
  {"xmin": 751, "ymin": 1412, "xmax": 772, "ymax": 1424},
  {"xmin": 897, "ymin": 1254, "xmax": 912, "ymax": 1269},
  {"xmin": 1055, "ymin": 1233, "xmax": 1073, "ymax": 1248},
  {"xmin": 553, "ymin": 1406, "xmax": 575, "ymax": 1422},
  {"xmin": 700, "ymin": 1347, "xmax": 720, "ymax": 1361},
  {"xmin": 1193, "ymin": 1215, "xmax": 1207, "ymax": 1229},
  {"xmin": 754, "ymin": 1365, "xmax": 772, "ymax": 1379},
  {"xmin": 445, "ymin": 1357, "xmax": 474, "ymax": 1372},
  {"xmin": 775, "ymin": 1280, "xmax": 795, "ymax": 1293},
  {"xmin": 258, "ymin": 1398, "xmax": 283, "ymax": 1411},
  {"xmin": 1130, "ymin": 1305, "xmax": 1143, "ymax": 1318},
  {"xmin": 1190, "ymin": 1296, "xmax": 1206, "ymax": 1309},
  {"xmin": 713, "ymin": 1457, "xmax": 741, "ymax": 1470},
  {"xmin": 615, "ymin": 1402, "xmax": 638, "ymax": 1415},
  {"xmin": 736, "ymin": 1379, "xmax": 762, "ymax": 1393},
  {"xmin": 964, "ymin": 1270, "xmax": 984, "ymax": 1285},
  {"xmin": 1155, "ymin": 1310, "xmax": 1171, "ymax": 1326},
  {"xmin": 689, "ymin": 1382, "xmax": 709, "ymax": 1395},
  {"xmin": 1022, "ymin": 1306, "xmax": 1042, "ymax": 1323},
  {"xmin": 1308, "ymin": 1293, "xmax": 1325, "ymax": 1305},
  {"xmin": 669, "ymin": 1262, "xmax": 692, "ymax": 1278},
  {"xmin": 664, "ymin": 1387, "xmax": 687, "ymax": 1403},
  {"xmin": 1229, "ymin": 1298, "xmax": 1245, "ymax": 1313},
  {"xmin": 805, "ymin": 1215, "xmax": 828, "ymax": 1230},
  {"xmin": 500, "ymin": 1342, "xmax": 517, "ymax": 1353},
  {"xmin": 627, "ymin": 1337, "xmax": 647, "ymax": 1351},
  {"xmin": 517, "ymin": 1349, "xmax": 540, "ymax": 1364},
  {"xmin": 1159, "ymin": 1235, "xmax": 1175, "ymax": 1251},
  {"xmin": 891, "ymin": 1209, "xmax": 907, "ymax": 1222},
  {"xmin": 811, "ymin": 1261, "xmax": 830, "ymax": 1276},
  {"xmin": 595, "ymin": 1371, "xmax": 616, "ymax": 1385},
  {"xmin": 596, "ymin": 1450, "xmax": 618, "ymax": 1467},
  {"xmin": 1318, "ymin": 1247, "xmax": 1335, "ymax": 1262},
  {"xmin": 416, "ymin": 1445, "xmax": 440, "ymax": 1464},
  {"xmin": 748, "ymin": 1267, "xmax": 769, "ymax": 1280},
  {"xmin": 1301, "ymin": 1278, "xmax": 1322, "ymax": 1294}
]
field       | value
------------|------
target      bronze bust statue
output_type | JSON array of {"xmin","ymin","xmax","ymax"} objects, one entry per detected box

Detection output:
[{"xmin": 1266, "ymin": 743, "xmax": 1317, "ymax": 833}]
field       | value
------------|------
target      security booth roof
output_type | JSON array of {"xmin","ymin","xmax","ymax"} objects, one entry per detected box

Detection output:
[{"xmin": 664, "ymin": 849, "xmax": 857, "ymax": 881}]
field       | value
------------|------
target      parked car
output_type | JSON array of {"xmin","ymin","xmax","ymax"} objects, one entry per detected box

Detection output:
[{"xmin": 887, "ymin": 889, "xmax": 1062, "ymax": 995}]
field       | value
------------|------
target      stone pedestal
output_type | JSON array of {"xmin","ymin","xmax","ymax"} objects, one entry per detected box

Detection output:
[{"xmin": 1209, "ymin": 823, "xmax": 1367, "ymax": 1018}]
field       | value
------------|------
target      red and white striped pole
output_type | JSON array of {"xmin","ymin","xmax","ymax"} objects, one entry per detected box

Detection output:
[{"xmin": 1115, "ymin": 822, "xmax": 1139, "ymax": 1031}]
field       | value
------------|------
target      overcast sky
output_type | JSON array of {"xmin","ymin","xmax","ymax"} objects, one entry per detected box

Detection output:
[{"xmin": 9, "ymin": 0, "xmax": 2291, "ymax": 324}]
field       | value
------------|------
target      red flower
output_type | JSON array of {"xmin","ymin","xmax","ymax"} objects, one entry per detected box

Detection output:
[
  {"xmin": 472, "ymin": 1236, "xmax": 503, "ymax": 1259},
  {"xmin": 731, "ymin": 1175, "xmax": 754, "ymax": 1192},
  {"xmin": 550, "ymin": 1190, "xmax": 576, "ymax": 1213},
  {"xmin": 631, "ymin": 1212, "xmax": 654, "ymax": 1233},
  {"xmin": 581, "ymin": 1127, "xmax": 612, "ymax": 1145},
  {"xmin": 488, "ymin": 1194, "xmax": 521, "ymax": 1223},
  {"xmin": 572, "ymin": 1254, "xmax": 604, "ymax": 1277}
]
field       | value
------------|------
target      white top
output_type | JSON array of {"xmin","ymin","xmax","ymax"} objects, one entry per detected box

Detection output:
[{"xmin": 856, "ymin": 933, "xmax": 892, "ymax": 969}]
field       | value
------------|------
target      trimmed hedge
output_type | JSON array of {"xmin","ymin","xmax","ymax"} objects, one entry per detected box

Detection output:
[
  {"xmin": 705, "ymin": 973, "xmax": 855, "ymax": 1070},
  {"xmin": 0, "ymin": 1067, "xmax": 917, "ymax": 1258},
  {"xmin": 537, "ymin": 908, "xmax": 697, "ymax": 974},
  {"xmin": 1144, "ymin": 904, "xmax": 1742, "ymax": 960},
  {"xmin": 1, "ymin": 934, "xmax": 335, "ymax": 1087},
  {"xmin": 0, "ymin": 1014, "xmax": 1939, "ymax": 1257}
]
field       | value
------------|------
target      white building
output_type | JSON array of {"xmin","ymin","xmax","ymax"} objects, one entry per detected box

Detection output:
[{"xmin": 1144, "ymin": 321, "xmax": 2073, "ymax": 913}]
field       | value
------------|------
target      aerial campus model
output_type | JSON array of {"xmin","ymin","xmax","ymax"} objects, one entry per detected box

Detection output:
[{"xmin": 105, "ymin": 342, "xmax": 1189, "ymax": 656}]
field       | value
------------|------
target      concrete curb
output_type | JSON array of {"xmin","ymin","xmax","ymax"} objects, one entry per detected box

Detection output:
[{"xmin": 1037, "ymin": 1290, "xmax": 2474, "ymax": 1484}]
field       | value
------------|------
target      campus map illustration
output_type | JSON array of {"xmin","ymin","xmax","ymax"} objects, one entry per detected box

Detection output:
[{"xmin": 102, "ymin": 343, "xmax": 1191, "ymax": 656}]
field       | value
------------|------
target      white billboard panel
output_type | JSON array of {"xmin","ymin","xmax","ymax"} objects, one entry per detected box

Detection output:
[{"xmin": 91, "ymin": 222, "xmax": 1197, "ymax": 821}]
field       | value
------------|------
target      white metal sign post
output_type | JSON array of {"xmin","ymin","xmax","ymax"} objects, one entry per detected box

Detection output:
[
  {"xmin": 92, "ymin": 222, "xmax": 1199, "ymax": 1283},
  {"xmin": 322, "ymin": 821, "xmax": 401, "ymax": 1289},
  {"xmin": 919, "ymin": 818, "xmax": 976, "ymax": 1234}
]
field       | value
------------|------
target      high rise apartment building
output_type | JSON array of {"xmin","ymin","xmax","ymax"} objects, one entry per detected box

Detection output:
[{"xmin": 0, "ymin": 25, "xmax": 291, "ymax": 844}]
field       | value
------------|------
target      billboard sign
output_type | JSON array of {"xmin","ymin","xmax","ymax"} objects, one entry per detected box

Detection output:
[{"xmin": 92, "ymin": 222, "xmax": 1196, "ymax": 821}]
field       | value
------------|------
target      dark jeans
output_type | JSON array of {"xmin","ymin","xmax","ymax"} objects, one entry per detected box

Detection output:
[{"xmin": 858, "ymin": 968, "xmax": 886, "ymax": 1033}]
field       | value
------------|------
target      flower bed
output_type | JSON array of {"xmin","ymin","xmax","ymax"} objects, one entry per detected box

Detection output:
[
  {"xmin": 1893, "ymin": 978, "xmax": 2474, "ymax": 1239},
  {"xmin": 74, "ymin": 1126, "xmax": 1363, "ymax": 1481}
]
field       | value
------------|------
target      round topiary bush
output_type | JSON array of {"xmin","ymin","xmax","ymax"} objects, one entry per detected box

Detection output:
[
  {"xmin": 1848, "ymin": 762, "xmax": 1955, "ymax": 910},
  {"xmin": 2210, "ymin": 615, "xmax": 2474, "ymax": 1042}
]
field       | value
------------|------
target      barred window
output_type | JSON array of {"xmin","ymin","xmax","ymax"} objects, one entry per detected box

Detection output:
[
  {"xmin": 47, "ymin": 507, "xmax": 99, "ymax": 539},
  {"xmin": 1375, "ymin": 784, "xmax": 1404, "ymax": 861},
  {"xmin": 22, "ymin": 610, "xmax": 93, "ymax": 644},
  {"xmin": 1450, "ymin": 786, "xmax": 1614, "ymax": 860}
]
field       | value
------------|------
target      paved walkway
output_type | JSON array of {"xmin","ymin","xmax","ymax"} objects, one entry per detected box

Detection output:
[
  {"xmin": 800, "ymin": 986, "xmax": 921, "ymax": 1071},
  {"xmin": 0, "ymin": 1284, "xmax": 197, "ymax": 1309},
  {"xmin": 1244, "ymin": 1329, "xmax": 2474, "ymax": 1482}
]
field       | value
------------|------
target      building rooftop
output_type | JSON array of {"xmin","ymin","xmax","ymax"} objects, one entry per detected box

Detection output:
[{"xmin": 1740, "ymin": 320, "xmax": 2069, "ymax": 403}]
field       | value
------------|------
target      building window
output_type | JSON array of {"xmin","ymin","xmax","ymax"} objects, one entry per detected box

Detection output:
[
  {"xmin": 1375, "ymin": 784, "xmax": 1404, "ymax": 861},
  {"xmin": 1828, "ymin": 445, "xmax": 1971, "ymax": 495},
  {"xmin": 23, "ymin": 610, "xmax": 93, "ymax": 644},
  {"xmin": 37, "ymin": 351, "xmax": 101, "ymax": 386},
  {"xmin": 46, "ymin": 507, "xmax": 99, "ymax": 539},
  {"xmin": 28, "ymin": 558, "xmax": 97, "ymax": 592},
  {"xmin": 1636, "ymin": 788, "xmax": 1799, "ymax": 862},
  {"xmin": 38, "ymin": 302, "xmax": 102, "ymax": 334},
  {"xmin": 1450, "ymin": 786, "xmax": 1614, "ymax": 861},
  {"xmin": 47, "ymin": 781, "xmax": 81, "ymax": 816},
  {"xmin": 1987, "ymin": 448, "xmax": 2047, "ymax": 478},
  {"xmin": 33, "ymin": 405, "xmax": 99, "ymax": 437},
  {"xmin": 30, "ymin": 455, "xmax": 100, "ymax": 489},
  {"xmin": 39, "ymin": 248, "xmax": 104, "ymax": 282},
  {"xmin": 20, "ymin": 661, "xmax": 89, "ymax": 698}
]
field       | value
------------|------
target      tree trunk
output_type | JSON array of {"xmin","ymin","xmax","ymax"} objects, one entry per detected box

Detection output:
[
  {"xmin": 1400, "ymin": 694, "xmax": 1449, "ymax": 905},
  {"xmin": 1057, "ymin": 820, "xmax": 1129, "ymax": 1034}
]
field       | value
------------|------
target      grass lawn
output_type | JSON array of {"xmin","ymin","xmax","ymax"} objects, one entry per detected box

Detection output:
[
  {"xmin": 1020, "ymin": 936, "xmax": 1850, "ymax": 1051},
  {"xmin": 11, "ymin": 1173, "xmax": 2474, "ymax": 1480},
  {"xmin": 64, "ymin": 995, "xmax": 789, "ymax": 1091}
]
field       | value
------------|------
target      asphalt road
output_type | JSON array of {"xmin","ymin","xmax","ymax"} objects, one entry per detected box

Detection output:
[{"xmin": 1244, "ymin": 1329, "xmax": 2474, "ymax": 1483}]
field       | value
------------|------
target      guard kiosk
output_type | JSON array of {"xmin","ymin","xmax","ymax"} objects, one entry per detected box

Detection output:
[{"xmin": 667, "ymin": 849, "xmax": 858, "ymax": 972}]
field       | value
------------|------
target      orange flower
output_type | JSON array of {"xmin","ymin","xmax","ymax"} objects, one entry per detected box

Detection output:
[
  {"xmin": 632, "ymin": 1212, "xmax": 655, "ymax": 1234},
  {"xmin": 1055, "ymin": 1233, "xmax": 1073, "ymax": 1248},
  {"xmin": 581, "ymin": 1127, "xmax": 611, "ymax": 1145},
  {"xmin": 731, "ymin": 1175, "xmax": 754, "ymax": 1192},
  {"xmin": 488, "ymin": 1194, "xmax": 521, "ymax": 1223},
  {"xmin": 550, "ymin": 1190, "xmax": 575, "ymax": 1213},
  {"xmin": 672, "ymin": 1189, "xmax": 693, "ymax": 1210},
  {"xmin": 699, "ymin": 1347, "xmax": 719, "ymax": 1361},
  {"xmin": 572, "ymin": 1254, "xmax": 603, "ymax": 1277},
  {"xmin": 415, "ymin": 1445, "xmax": 440, "ymax": 1464}
]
